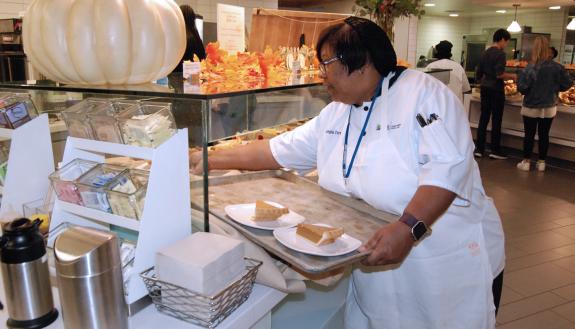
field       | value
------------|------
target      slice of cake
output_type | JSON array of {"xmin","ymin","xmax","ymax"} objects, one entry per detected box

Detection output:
[
  {"xmin": 253, "ymin": 200, "xmax": 289, "ymax": 221},
  {"xmin": 296, "ymin": 223, "xmax": 344, "ymax": 245}
]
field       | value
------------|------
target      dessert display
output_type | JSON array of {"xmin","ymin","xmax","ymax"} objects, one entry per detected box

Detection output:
[
  {"xmin": 0, "ymin": 93, "xmax": 38, "ymax": 129},
  {"xmin": 505, "ymin": 60, "xmax": 528, "ymax": 68},
  {"xmin": 107, "ymin": 169, "xmax": 148, "ymax": 219},
  {"xmin": 118, "ymin": 103, "xmax": 176, "ymax": 148},
  {"xmin": 76, "ymin": 163, "xmax": 125, "ymax": 213},
  {"xmin": 208, "ymin": 119, "xmax": 311, "ymax": 151},
  {"xmin": 504, "ymin": 80, "xmax": 518, "ymax": 96},
  {"xmin": 296, "ymin": 223, "xmax": 344, "ymax": 245},
  {"xmin": 253, "ymin": 200, "xmax": 289, "ymax": 221},
  {"xmin": 49, "ymin": 159, "xmax": 99, "ymax": 206},
  {"xmin": 559, "ymin": 85, "xmax": 575, "ymax": 105}
]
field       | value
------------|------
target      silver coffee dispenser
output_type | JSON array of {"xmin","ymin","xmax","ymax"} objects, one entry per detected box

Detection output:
[
  {"xmin": 0, "ymin": 218, "xmax": 58, "ymax": 329},
  {"xmin": 54, "ymin": 226, "xmax": 128, "ymax": 329}
]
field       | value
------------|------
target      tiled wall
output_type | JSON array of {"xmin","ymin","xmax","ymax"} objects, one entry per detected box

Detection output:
[
  {"xmin": 469, "ymin": 10, "xmax": 568, "ymax": 51},
  {"xmin": 417, "ymin": 9, "xmax": 568, "ymax": 65},
  {"xmin": 417, "ymin": 16, "xmax": 470, "ymax": 65}
]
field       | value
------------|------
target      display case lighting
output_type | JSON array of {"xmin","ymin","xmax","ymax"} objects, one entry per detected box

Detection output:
[{"xmin": 567, "ymin": 17, "xmax": 575, "ymax": 30}]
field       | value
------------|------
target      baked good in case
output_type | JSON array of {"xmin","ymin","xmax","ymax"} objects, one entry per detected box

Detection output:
[
  {"xmin": 253, "ymin": 200, "xmax": 289, "ymax": 221},
  {"xmin": 296, "ymin": 223, "xmax": 344, "ymax": 245}
]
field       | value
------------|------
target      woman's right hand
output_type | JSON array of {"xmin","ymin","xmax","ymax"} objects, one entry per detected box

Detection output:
[{"xmin": 189, "ymin": 149, "xmax": 205, "ymax": 175}]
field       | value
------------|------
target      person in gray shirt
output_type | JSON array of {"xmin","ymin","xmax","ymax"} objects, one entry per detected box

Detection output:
[{"xmin": 516, "ymin": 37, "xmax": 573, "ymax": 172}]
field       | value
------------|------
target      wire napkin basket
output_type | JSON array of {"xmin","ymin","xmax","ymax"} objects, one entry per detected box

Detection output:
[{"xmin": 140, "ymin": 257, "xmax": 262, "ymax": 328}]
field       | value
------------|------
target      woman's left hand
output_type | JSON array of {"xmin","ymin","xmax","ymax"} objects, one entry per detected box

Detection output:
[{"xmin": 359, "ymin": 221, "xmax": 415, "ymax": 266}]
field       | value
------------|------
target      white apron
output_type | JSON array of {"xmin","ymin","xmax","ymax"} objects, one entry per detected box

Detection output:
[{"xmin": 316, "ymin": 79, "xmax": 497, "ymax": 329}]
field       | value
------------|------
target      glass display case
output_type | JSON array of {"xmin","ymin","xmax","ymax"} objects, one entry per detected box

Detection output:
[{"xmin": 0, "ymin": 74, "xmax": 330, "ymax": 232}]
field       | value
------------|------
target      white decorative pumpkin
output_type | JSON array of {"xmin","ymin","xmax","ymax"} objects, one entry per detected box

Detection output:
[{"xmin": 23, "ymin": 0, "xmax": 186, "ymax": 85}]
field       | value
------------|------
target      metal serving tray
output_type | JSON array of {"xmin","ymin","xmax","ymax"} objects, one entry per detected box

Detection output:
[{"xmin": 192, "ymin": 170, "xmax": 395, "ymax": 274}]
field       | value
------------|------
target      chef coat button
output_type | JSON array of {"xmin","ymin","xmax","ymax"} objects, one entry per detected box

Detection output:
[{"xmin": 363, "ymin": 106, "xmax": 369, "ymax": 111}]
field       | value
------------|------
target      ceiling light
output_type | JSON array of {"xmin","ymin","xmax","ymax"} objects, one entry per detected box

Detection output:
[
  {"xmin": 507, "ymin": 4, "xmax": 521, "ymax": 33},
  {"xmin": 449, "ymin": 13, "xmax": 459, "ymax": 17},
  {"xmin": 496, "ymin": 10, "xmax": 506, "ymax": 13},
  {"xmin": 567, "ymin": 18, "xmax": 575, "ymax": 30},
  {"xmin": 424, "ymin": 3, "xmax": 435, "ymax": 7},
  {"xmin": 549, "ymin": 6, "xmax": 561, "ymax": 10}
]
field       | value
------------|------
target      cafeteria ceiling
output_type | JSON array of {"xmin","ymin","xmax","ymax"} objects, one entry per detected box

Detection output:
[{"xmin": 279, "ymin": 0, "xmax": 575, "ymax": 17}]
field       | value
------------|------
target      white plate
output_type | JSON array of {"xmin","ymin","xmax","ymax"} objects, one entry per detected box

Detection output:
[
  {"xmin": 224, "ymin": 201, "xmax": 305, "ymax": 230},
  {"xmin": 273, "ymin": 224, "xmax": 362, "ymax": 257}
]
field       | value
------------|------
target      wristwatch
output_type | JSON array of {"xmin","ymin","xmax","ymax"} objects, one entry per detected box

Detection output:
[{"xmin": 398, "ymin": 212, "xmax": 431, "ymax": 241}]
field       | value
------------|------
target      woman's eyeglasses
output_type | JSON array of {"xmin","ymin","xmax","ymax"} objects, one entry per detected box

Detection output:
[{"xmin": 319, "ymin": 55, "xmax": 341, "ymax": 76}]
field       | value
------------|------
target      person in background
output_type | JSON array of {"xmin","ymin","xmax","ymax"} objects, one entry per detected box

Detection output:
[
  {"xmin": 549, "ymin": 46, "xmax": 559, "ymax": 61},
  {"xmin": 172, "ymin": 5, "xmax": 206, "ymax": 73},
  {"xmin": 426, "ymin": 40, "xmax": 471, "ymax": 104},
  {"xmin": 475, "ymin": 29, "xmax": 517, "ymax": 159},
  {"xmin": 191, "ymin": 16, "xmax": 505, "ymax": 329},
  {"xmin": 516, "ymin": 37, "xmax": 572, "ymax": 172}
]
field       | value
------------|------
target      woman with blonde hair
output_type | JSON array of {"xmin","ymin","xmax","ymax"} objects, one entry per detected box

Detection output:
[{"xmin": 516, "ymin": 37, "xmax": 572, "ymax": 171}]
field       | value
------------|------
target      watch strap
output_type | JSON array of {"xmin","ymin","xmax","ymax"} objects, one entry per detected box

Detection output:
[
  {"xmin": 398, "ymin": 212, "xmax": 419, "ymax": 229},
  {"xmin": 398, "ymin": 212, "xmax": 428, "ymax": 241}
]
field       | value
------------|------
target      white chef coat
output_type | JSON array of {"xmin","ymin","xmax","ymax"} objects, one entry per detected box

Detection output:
[
  {"xmin": 426, "ymin": 59, "xmax": 471, "ymax": 104},
  {"xmin": 270, "ymin": 69, "xmax": 505, "ymax": 329}
]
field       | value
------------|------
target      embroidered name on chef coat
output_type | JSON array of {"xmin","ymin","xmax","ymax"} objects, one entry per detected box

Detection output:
[
  {"xmin": 325, "ymin": 130, "xmax": 341, "ymax": 135},
  {"xmin": 387, "ymin": 123, "xmax": 401, "ymax": 130}
]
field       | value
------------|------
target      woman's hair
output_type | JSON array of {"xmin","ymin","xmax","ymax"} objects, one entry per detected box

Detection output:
[
  {"xmin": 316, "ymin": 16, "xmax": 397, "ymax": 77},
  {"xmin": 180, "ymin": 5, "xmax": 206, "ymax": 61},
  {"xmin": 531, "ymin": 36, "xmax": 549, "ymax": 64}
]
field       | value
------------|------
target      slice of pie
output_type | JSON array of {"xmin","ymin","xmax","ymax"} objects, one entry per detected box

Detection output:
[
  {"xmin": 253, "ymin": 200, "xmax": 289, "ymax": 221},
  {"xmin": 296, "ymin": 223, "xmax": 344, "ymax": 245}
]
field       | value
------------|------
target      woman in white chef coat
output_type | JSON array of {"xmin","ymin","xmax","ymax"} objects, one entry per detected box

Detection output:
[{"xmin": 191, "ymin": 17, "xmax": 505, "ymax": 329}]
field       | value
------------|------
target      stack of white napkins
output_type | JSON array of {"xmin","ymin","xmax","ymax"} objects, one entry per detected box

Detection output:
[{"xmin": 156, "ymin": 232, "xmax": 245, "ymax": 296}]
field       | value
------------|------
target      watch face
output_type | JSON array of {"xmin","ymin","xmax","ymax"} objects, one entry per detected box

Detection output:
[{"xmin": 412, "ymin": 221, "xmax": 428, "ymax": 241}]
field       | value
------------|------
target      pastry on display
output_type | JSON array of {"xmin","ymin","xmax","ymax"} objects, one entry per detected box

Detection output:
[
  {"xmin": 504, "ymin": 80, "xmax": 518, "ymax": 96},
  {"xmin": 296, "ymin": 223, "xmax": 344, "ymax": 245},
  {"xmin": 253, "ymin": 200, "xmax": 289, "ymax": 221},
  {"xmin": 559, "ymin": 86, "xmax": 575, "ymax": 105}
]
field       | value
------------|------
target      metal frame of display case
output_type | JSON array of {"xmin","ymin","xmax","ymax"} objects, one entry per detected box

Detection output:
[{"xmin": 0, "ymin": 74, "xmax": 325, "ymax": 232}]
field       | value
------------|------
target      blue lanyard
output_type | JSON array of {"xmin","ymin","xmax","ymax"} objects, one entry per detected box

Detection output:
[{"xmin": 342, "ymin": 80, "xmax": 383, "ymax": 180}]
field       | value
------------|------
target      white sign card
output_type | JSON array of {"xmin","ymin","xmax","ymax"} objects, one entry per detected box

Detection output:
[{"xmin": 216, "ymin": 3, "xmax": 245, "ymax": 53}]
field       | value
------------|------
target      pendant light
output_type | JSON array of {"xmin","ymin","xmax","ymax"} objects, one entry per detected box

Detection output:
[
  {"xmin": 507, "ymin": 4, "xmax": 521, "ymax": 33},
  {"xmin": 567, "ymin": 17, "xmax": 575, "ymax": 30}
]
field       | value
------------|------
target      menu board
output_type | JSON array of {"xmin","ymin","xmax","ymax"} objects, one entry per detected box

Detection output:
[{"xmin": 217, "ymin": 4, "xmax": 245, "ymax": 53}]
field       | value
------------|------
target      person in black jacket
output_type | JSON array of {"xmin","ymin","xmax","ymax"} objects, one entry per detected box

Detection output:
[
  {"xmin": 475, "ymin": 29, "xmax": 517, "ymax": 159},
  {"xmin": 172, "ymin": 5, "xmax": 206, "ymax": 73},
  {"xmin": 516, "ymin": 37, "xmax": 573, "ymax": 172}
]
